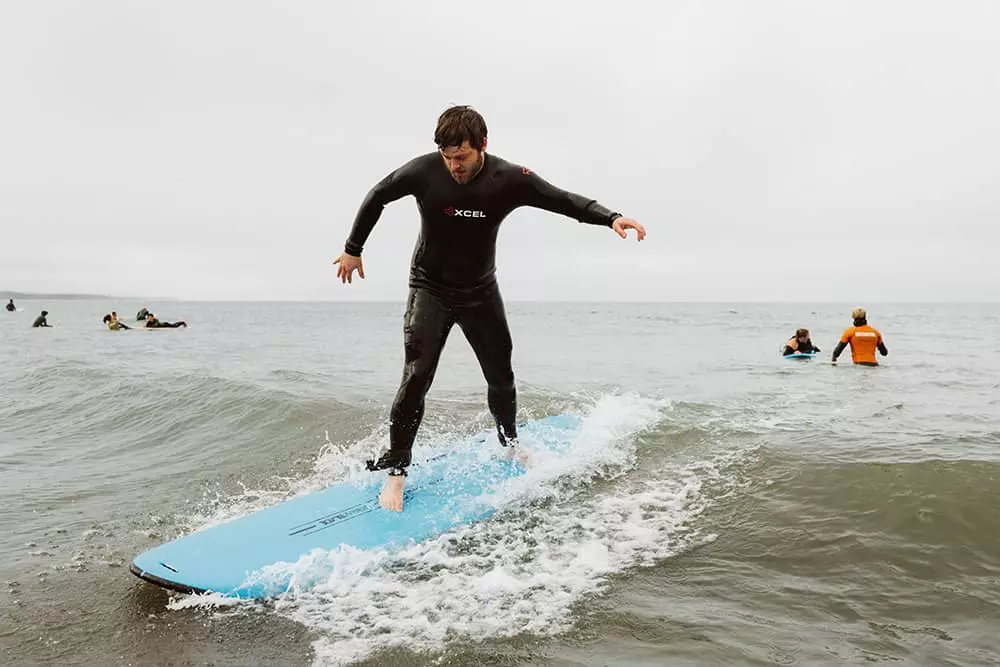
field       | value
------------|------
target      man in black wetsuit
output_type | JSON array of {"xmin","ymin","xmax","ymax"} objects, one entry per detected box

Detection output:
[
  {"xmin": 333, "ymin": 105, "xmax": 647, "ymax": 512},
  {"xmin": 32, "ymin": 310, "xmax": 52, "ymax": 327},
  {"xmin": 5, "ymin": 299, "xmax": 15, "ymax": 312},
  {"xmin": 145, "ymin": 312, "xmax": 187, "ymax": 328}
]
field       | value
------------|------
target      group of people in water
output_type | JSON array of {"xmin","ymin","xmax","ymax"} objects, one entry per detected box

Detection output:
[
  {"xmin": 6, "ymin": 299, "xmax": 54, "ymax": 328},
  {"xmin": 782, "ymin": 307, "xmax": 888, "ymax": 366},
  {"xmin": 107, "ymin": 307, "xmax": 188, "ymax": 329},
  {"xmin": 5, "ymin": 299, "xmax": 187, "ymax": 330}
]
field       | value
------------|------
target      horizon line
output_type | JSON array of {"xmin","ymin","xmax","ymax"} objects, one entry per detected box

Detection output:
[{"xmin": 6, "ymin": 292, "xmax": 999, "ymax": 305}]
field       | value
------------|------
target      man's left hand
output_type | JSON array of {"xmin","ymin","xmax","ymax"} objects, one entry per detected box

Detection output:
[{"xmin": 612, "ymin": 217, "xmax": 646, "ymax": 241}]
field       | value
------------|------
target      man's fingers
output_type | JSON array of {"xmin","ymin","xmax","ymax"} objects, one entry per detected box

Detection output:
[{"xmin": 358, "ymin": 265, "xmax": 365, "ymax": 279}]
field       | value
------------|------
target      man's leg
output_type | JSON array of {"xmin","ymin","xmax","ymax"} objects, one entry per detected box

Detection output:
[
  {"xmin": 372, "ymin": 289, "xmax": 454, "ymax": 490},
  {"xmin": 456, "ymin": 285, "xmax": 518, "ymax": 448}
]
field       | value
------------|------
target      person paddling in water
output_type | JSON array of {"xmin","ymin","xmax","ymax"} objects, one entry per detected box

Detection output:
[
  {"xmin": 333, "ymin": 105, "xmax": 647, "ymax": 512},
  {"xmin": 782, "ymin": 328, "xmax": 820, "ymax": 356},
  {"xmin": 145, "ymin": 312, "xmax": 187, "ymax": 328}
]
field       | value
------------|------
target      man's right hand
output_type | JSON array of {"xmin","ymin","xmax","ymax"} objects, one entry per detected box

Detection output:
[{"xmin": 333, "ymin": 252, "xmax": 365, "ymax": 284}]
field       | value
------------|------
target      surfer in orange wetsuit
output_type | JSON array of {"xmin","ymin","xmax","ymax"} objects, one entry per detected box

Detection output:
[{"xmin": 831, "ymin": 307, "xmax": 888, "ymax": 366}]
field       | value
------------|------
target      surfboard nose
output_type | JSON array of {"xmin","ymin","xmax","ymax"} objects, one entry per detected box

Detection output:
[{"xmin": 129, "ymin": 559, "xmax": 203, "ymax": 595}]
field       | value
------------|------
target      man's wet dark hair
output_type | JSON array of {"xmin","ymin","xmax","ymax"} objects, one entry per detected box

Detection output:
[{"xmin": 434, "ymin": 105, "xmax": 488, "ymax": 150}]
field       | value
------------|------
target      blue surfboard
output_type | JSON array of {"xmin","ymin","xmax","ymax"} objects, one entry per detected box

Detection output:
[
  {"xmin": 130, "ymin": 413, "xmax": 582, "ymax": 599},
  {"xmin": 783, "ymin": 351, "xmax": 818, "ymax": 359}
]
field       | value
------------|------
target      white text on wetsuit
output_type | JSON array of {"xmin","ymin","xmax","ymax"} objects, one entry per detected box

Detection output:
[{"xmin": 443, "ymin": 207, "xmax": 486, "ymax": 218}]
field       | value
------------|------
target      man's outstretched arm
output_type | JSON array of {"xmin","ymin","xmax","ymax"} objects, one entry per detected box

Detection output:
[
  {"xmin": 343, "ymin": 157, "xmax": 425, "ymax": 257},
  {"xmin": 515, "ymin": 167, "xmax": 621, "ymax": 226},
  {"xmin": 515, "ymin": 166, "xmax": 646, "ymax": 240}
]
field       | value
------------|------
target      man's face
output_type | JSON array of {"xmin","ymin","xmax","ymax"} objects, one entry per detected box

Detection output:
[{"xmin": 440, "ymin": 140, "xmax": 485, "ymax": 184}]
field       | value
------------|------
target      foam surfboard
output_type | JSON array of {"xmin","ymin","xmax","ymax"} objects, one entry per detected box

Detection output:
[
  {"xmin": 130, "ymin": 413, "xmax": 582, "ymax": 599},
  {"xmin": 120, "ymin": 325, "xmax": 188, "ymax": 331}
]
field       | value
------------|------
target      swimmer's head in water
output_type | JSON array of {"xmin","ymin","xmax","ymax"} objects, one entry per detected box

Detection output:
[
  {"xmin": 41, "ymin": 310, "xmax": 48, "ymax": 316},
  {"xmin": 435, "ymin": 105, "xmax": 487, "ymax": 184},
  {"xmin": 795, "ymin": 328, "xmax": 809, "ymax": 339},
  {"xmin": 102, "ymin": 314, "xmax": 111, "ymax": 323}
]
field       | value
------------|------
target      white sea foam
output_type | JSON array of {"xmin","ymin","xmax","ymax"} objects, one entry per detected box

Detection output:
[{"xmin": 166, "ymin": 393, "xmax": 750, "ymax": 666}]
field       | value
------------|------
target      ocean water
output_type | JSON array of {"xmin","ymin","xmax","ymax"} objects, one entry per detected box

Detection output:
[{"xmin": 1, "ymin": 299, "xmax": 998, "ymax": 666}]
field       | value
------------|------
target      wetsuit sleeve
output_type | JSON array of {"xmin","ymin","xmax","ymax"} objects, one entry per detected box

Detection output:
[
  {"xmin": 877, "ymin": 332, "xmax": 888, "ymax": 356},
  {"xmin": 781, "ymin": 345, "xmax": 795, "ymax": 356},
  {"xmin": 515, "ymin": 169, "xmax": 621, "ymax": 226},
  {"xmin": 343, "ymin": 158, "xmax": 425, "ymax": 257},
  {"xmin": 832, "ymin": 328, "xmax": 851, "ymax": 360}
]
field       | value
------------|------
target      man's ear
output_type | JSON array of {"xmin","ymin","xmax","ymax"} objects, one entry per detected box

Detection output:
[{"xmin": 481, "ymin": 137, "xmax": 488, "ymax": 152}]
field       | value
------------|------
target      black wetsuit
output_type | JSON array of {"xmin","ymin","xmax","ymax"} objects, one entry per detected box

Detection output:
[
  {"xmin": 782, "ymin": 340, "xmax": 820, "ymax": 356},
  {"xmin": 32, "ymin": 315, "xmax": 50, "ymax": 327},
  {"xmin": 345, "ymin": 151, "xmax": 621, "ymax": 474},
  {"xmin": 5, "ymin": 302, "xmax": 14, "ymax": 312}
]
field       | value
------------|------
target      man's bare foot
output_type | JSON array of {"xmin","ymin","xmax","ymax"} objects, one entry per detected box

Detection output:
[
  {"xmin": 379, "ymin": 475, "xmax": 405, "ymax": 512},
  {"xmin": 504, "ymin": 441, "xmax": 532, "ymax": 466}
]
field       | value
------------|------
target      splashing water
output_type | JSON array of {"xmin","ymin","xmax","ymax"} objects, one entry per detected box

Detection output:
[{"xmin": 165, "ymin": 393, "xmax": 751, "ymax": 666}]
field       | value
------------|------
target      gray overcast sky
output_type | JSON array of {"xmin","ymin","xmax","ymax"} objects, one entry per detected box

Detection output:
[{"xmin": 1, "ymin": 0, "xmax": 997, "ymax": 302}]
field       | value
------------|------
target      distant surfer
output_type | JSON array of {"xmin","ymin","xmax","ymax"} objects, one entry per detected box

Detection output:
[
  {"xmin": 831, "ymin": 307, "xmax": 887, "ymax": 366},
  {"xmin": 5, "ymin": 299, "xmax": 14, "ymax": 312},
  {"xmin": 32, "ymin": 310, "xmax": 52, "ymax": 327},
  {"xmin": 136, "ymin": 307, "xmax": 149, "ymax": 321},
  {"xmin": 333, "ymin": 105, "xmax": 646, "ymax": 512},
  {"xmin": 145, "ymin": 312, "xmax": 187, "ymax": 328},
  {"xmin": 103, "ymin": 313, "xmax": 131, "ymax": 330},
  {"xmin": 782, "ymin": 328, "xmax": 820, "ymax": 356}
]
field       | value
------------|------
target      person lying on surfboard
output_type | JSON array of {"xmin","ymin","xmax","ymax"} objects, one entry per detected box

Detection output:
[
  {"xmin": 781, "ymin": 328, "xmax": 820, "ymax": 356},
  {"xmin": 144, "ymin": 312, "xmax": 188, "ymax": 328},
  {"xmin": 333, "ymin": 105, "xmax": 646, "ymax": 512}
]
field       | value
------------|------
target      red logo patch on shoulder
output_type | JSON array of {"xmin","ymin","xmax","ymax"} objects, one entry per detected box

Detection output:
[{"xmin": 521, "ymin": 166, "xmax": 532, "ymax": 175}]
